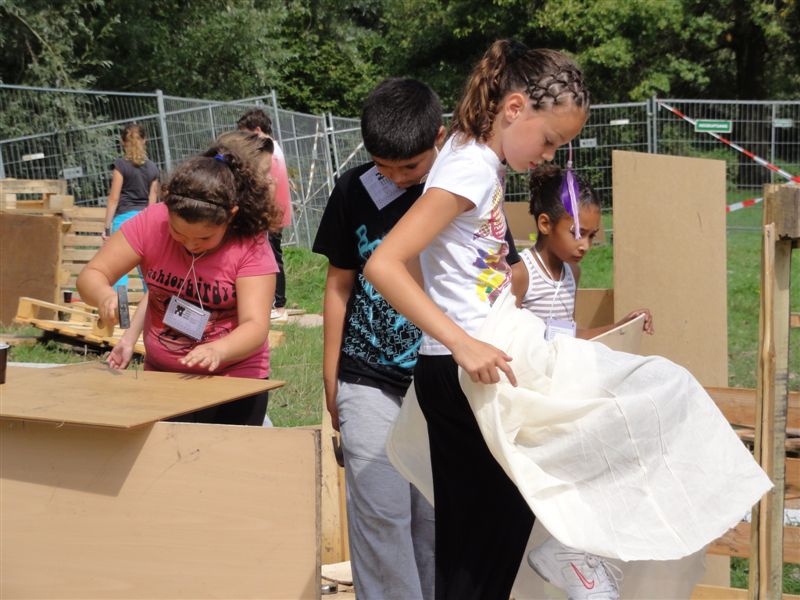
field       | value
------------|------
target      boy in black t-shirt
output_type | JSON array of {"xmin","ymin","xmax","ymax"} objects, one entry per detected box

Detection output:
[{"xmin": 313, "ymin": 78, "xmax": 443, "ymax": 600}]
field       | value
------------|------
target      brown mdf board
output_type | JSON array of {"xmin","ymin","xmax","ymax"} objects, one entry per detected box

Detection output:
[
  {"xmin": 575, "ymin": 288, "xmax": 614, "ymax": 330},
  {"xmin": 591, "ymin": 313, "xmax": 645, "ymax": 353},
  {"xmin": 1, "ymin": 419, "xmax": 320, "ymax": 599},
  {"xmin": 0, "ymin": 212, "xmax": 62, "ymax": 324},
  {"xmin": 505, "ymin": 201, "xmax": 607, "ymax": 248},
  {"xmin": 1, "ymin": 363, "xmax": 284, "ymax": 428},
  {"xmin": 612, "ymin": 151, "xmax": 727, "ymax": 386}
]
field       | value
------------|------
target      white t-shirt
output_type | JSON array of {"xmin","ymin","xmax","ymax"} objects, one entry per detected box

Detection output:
[{"xmin": 419, "ymin": 135, "xmax": 511, "ymax": 355}]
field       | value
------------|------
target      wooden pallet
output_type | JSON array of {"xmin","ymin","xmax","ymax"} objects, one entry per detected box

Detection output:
[
  {"xmin": 14, "ymin": 296, "xmax": 285, "ymax": 354},
  {"xmin": 0, "ymin": 178, "xmax": 72, "ymax": 210}
]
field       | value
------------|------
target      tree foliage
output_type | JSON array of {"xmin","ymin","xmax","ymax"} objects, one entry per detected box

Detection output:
[{"xmin": 1, "ymin": 0, "xmax": 798, "ymax": 120}]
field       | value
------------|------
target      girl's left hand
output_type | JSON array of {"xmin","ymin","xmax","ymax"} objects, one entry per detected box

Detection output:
[
  {"xmin": 623, "ymin": 308, "xmax": 654, "ymax": 334},
  {"xmin": 179, "ymin": 343, "xmax": 226, "ymax": 372}
]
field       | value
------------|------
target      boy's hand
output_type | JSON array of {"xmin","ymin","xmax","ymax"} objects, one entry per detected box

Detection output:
[
  {"xmin": 451, "ymin": 335, "xmax": 517, "ymax": 387},
  {"xmin": 180, "ymin": 343, "xmax": 225, "ymax": 372},
  {"xmin": 325, "ymin": 389, "xmax": 340, "ymax": 431},
  {"xmin": 107, "ymin": 340, "xmax": 134, "ymax": 370},
  {"xmin": 623, "ymin": 309, "xmax": 654, "ymax": 334}
]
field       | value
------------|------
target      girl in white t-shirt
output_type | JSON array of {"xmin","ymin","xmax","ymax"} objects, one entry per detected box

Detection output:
[{"xmin": 364, "ymin": 39, "xmax": 589, "ymax": 600}]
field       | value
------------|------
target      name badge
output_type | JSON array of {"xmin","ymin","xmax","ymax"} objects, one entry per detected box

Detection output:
[
  {"xmin": 163, "ymin": 296, "xmax": 210, "ymax": 341},
  {"xmin": 545, "ymin": 318, "xmax": 576, "ymax": 341},
  {"xmin": 359, "ymin": 165, "xmax": 405, "ymax": 210}
]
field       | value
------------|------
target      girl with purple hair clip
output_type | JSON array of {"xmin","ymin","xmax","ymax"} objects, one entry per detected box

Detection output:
[
  {"xmin": 510, "ymin": 152, "xmax": 653, "ymax": 600},
  {"xmin": 512, "ymin": 152, "xmax": 653, "ymax": 342}
]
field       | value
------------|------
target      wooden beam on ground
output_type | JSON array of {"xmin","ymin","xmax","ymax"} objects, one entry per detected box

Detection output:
[
  {"xmin": 692, "ymin": 584, "xmax": 800, "ymax": 600},
  {"xmin": 706, "ymin": 387, "xmax": 800, "ymax": 429},
  {"xmin": 791, "ymin": 313, "xmax": 800, "ymax": 329},
  {"xmin": 709, "ymin": 521, "xmax": 800, "ymax": 562}
]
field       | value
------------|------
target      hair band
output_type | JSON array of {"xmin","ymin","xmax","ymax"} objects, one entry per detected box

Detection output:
[
  {"xmin": 559, "ymin": 143, "xmax": 581, "ymax": 240},
  {"xmin": 214, "ymin": 153, "xmax": 225, "ymax": 162}
]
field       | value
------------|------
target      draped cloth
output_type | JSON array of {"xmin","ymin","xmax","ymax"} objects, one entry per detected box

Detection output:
[{"xmin": 387, "ymin": 289, "xmax": 771, "ymax": 565}]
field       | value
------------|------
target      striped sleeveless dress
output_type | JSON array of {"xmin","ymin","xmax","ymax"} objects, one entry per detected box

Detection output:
[{"xmin": 519, "ymin": 247, "xmax": 576, "ymax": 324}]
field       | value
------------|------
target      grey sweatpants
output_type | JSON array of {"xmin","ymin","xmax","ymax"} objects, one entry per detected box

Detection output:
[{"xmin": 337, "ymin": 380, "xmax": 435, "ymax": 600}]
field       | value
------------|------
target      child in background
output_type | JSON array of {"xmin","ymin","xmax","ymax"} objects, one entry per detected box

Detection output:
[
  {"xmin": 511, "ymin": 163, "xmax": 653, "ymax": 340},
  {"xmin": 364, "ymin": 40, "xmax": 589, "ymax": 600},
  {"xmin": 312, "ymin": 78, "xmax": 444, "ymax": 600},
  {"xmin": 79, "ymin": 131, "xmax": 279, "ymax": 425},
  {"xmin": 238, "ymin": 109, "xmax": 292, "ymax": 323},
  {"xmin": 512, "ymin": 164, "xmax": 653, "ymax": 600},
  {"xmin": 102, "ymin": 123, "xmax": 160, "ymax": 288}
]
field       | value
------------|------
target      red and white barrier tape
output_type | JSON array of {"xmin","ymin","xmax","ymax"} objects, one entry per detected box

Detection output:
[
  {"xmin": 726, "ymin": 197, "xmax": 763, "ymax": 213},
  {"xmin": 659, "ymin": 101, "xmax": 800, "ymax": 184}
]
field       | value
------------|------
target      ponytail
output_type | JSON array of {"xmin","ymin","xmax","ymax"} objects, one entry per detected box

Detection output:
[
  {"xmin": 450, "ymin": 39, "xmax": 591, "ymax": 144},
  {"xmin": 121, "ymin": 123, "xmax": 147, "ymax": 167}
]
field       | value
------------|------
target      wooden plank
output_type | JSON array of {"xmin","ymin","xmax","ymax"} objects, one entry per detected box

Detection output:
[
  {"xmin": 63, "ymin": 207, "xmax": 105, "ymax": 219},
  {"xmin": 750, "ymin": 206, "xmax": 794, "ymax": 598},
  {"xmin": 1, "ymin": 420, "xmax": 320, "ymax": 599},
  {"xmin": 0, "ymin": 213, "xmax": 62, "ymax": 324},
  {"xmin": 0, "ymin": 178, "xmax": 67, "ymax": 195},
  {"xmin": 0, "ymin": 363, "xmax": 284, "ymax": 428},
  {"xmin": 706, "ymin": 387, "xmax": 800, "ymax": 429},
  {"xmin": 321, "ymin": 393, "xmax": 349, "ymax": 564},
  {"xmin": 62, "ymin": 248, "xmax": 101, "ymax": 262},
  {"xmin": 791, "ymin": 313, "xmax": 800, "ymax": 329},
  {"xmin": 764, "ymin": 185, "xmax": 800, "ymax": 240},
  {"xmin": 612, "ymin": 151, "xmax": 728, "ymax": 387},
  {"xmin": 692, "ymin": 584, "xmax": 800, "ymax": 599},
  {"xmin": 63, "ymin": 234, "xmax": 103, "ymax": 248},
  {"xmin": 709, "ymin": 521, "xmax": 800, "ymax": 563}
]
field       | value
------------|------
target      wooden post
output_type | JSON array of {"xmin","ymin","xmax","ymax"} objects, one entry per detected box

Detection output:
[{"xmin": 749, "ymin": 184, "xmax": 798, "ymax": 599}]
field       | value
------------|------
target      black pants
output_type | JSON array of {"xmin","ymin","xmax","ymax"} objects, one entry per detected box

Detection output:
[
  {"xmin": 415, "ymin": 355, "xmax": 534, "ymax": 600},
  {"xmin": 269, "ymin": 231, "xmax": 286, "ymax": 309},
  {"xmin": 168, "ymin": 390, "xmax": 269, "ymax": 426}
]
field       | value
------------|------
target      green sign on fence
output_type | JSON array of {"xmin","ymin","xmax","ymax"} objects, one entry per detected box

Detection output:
[{"xmin": 694, "ymin": 119, "xmax": 733, "ymax": 134}]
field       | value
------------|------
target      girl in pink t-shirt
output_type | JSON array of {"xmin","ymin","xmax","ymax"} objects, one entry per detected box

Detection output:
[{"xmin": 78, "ymin": 131, "xmax": 280, "ymax": 425}]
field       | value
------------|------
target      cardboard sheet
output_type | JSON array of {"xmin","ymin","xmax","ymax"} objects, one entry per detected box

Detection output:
[{"xmin": 612, "ymin": 151, "xmax": 727, "ymax": 386}]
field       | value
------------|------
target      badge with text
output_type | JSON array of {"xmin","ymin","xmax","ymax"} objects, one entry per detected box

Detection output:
[
  {"xmin": 163, "ymin": 296, "xmax": 210, "ymax": 341},
  {"xmin": 545, "ymin": 318, "xmax": 577, "ymax": 341},
  {"xmin": 359, "ymin": 165, "xmax": 405, "ymax": 210}
]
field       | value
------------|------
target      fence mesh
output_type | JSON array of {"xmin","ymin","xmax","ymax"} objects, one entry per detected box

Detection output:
[{"xmin": 2, "ymin": 84, "xmax": 799, "ymax": 246}]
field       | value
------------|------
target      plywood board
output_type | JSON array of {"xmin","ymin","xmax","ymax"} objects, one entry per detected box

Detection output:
[
  {"xmin": 591, "ymin": 313, "xmax": 645, "ymax": 353},
  {"xmin": 505, "ymin": 201, "xmax": 606, "ymax": 248},
  {"xmin": 612, "ymin": 151, "xmax": 727, "ymax": 386},
  {"xmin": 1, "ymin": 420, "xmax": 320, "ymax": 599},
  {"xmin": 0, "ymin": 213, "xmax": 62, "ymax": 324},
  {"xmin": 1, "ymin": 363, "xmax": 284, "ymax": 428},
  {"xmin": 575, "ymin": 288, "xmax": 614, "ymax": 330}
]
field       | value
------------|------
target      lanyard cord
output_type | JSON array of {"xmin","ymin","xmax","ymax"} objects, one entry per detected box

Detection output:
[
  {"xmin": 533, "ymin": 246, "xmax": 566, "ymax": 322},
  {"xmin": 175, "ymin": 251, "xmax": 207, "ymax": 311}
]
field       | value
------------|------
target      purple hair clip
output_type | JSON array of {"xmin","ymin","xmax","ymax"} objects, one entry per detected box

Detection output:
[
  {"xmin": 214, "ymin": 153, "xmax": 225, "ymax": 162},
  {"xmin": 560, "ymin": 143, "xmax": 581, "ymax": 240}
]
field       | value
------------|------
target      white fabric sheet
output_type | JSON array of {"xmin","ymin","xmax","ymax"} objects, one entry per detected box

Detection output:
[{"xmin": 387, "ymin": 289, "xmax": 771, "ymax": 562}]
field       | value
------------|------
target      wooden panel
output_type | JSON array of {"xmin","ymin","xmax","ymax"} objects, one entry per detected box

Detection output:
[
  {"xmin": 708, "ymin": 521, "xmax": 800, "ymax": 563},
  {"xmin": 706, "ymin": 387, "xmax": 800, "ymax": 429},
  {"xmin": 613, "ymin": 151, "xmax": 728, "ymax": 386},
  {"xmin": 591, "ymin": 313, "xmax": 644, "ymax": 353},
  {"xmin": 764, "ymin": 185, "xmax": 800, "ymax": 239},
  {"xmin": 505, "ymin": 200, "xmax": 606, "ymax": 249},
  {"xmin": 0, "ymin": 178, "xmax": 67, "ymax": 195},
  {"xmin": 0, "ymin": 363, "xmax": 284, "ymax": 429},
  {"xmin": 1, "ymin": 420, "xmax": 320, "ymax": 599},
  {"xmin": 320, "ymin": 394, "xmax": 349, "ymax": 564},
  {"xmin": 0, "ymin": 213, "xmax": 62, "ymax": 324},
  {"xmin": 575, "ymin": 288, "xmax": 614, "ymax": 330}
]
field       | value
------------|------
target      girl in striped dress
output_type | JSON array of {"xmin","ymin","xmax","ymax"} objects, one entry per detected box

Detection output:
[
  {"xmin": 511, "ymin": 163, "xmax": 653, "ymax": 599},
  {"xmin": 512, "ymin": 164, "xmax": 653, "ymax": 341}
]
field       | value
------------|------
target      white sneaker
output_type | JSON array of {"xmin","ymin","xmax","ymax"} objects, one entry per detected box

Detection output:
[
  {"xmin": 270, "ymin": 308, "xmax": 289, "ymax": 324},
  {"xmin": 527, "ymin": 537, "xmax": 622, "ymax": 600}
]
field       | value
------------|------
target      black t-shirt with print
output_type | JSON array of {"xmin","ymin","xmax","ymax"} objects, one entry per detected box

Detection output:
[{"xmin": 313, "ymin": 162, "xmax": 521, "ymax": 396}]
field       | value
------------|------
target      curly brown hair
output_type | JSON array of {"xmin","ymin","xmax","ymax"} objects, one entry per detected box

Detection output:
[
  {"xmin": 121, "ymin": 123, "xmax": 147, "ymax": 166},
  {"xmin": 163, "ymin": 131, "xmax": 282, "ymax": 238},
  {"xmin": 450, "ymin": 39, "xmax": 590, "ymax": 144}
]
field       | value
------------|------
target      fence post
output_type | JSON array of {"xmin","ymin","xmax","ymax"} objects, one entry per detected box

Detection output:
[
  {"xmin": 208, "ymin": 105, "xmax": 217, "ymax": 140},
  {"xmin": 270, "ymin": 90, "xmax": 286, "ymax": 149},
  {"xmin": 328, "ymin": 112, "xmax": 343, "ymax": 178},
  {"xmin": 0, "ymin": 144, "xmax": 5, "ymax": 179},
  {"xmin": 769, "ymin": 104, "xmax": 777, "ymax": 184},
  {"xmin": 156, "ymin": 89, "xmax": 173, "ymax": 173},
  {"xmin": 650, "ymin": 96, "xmax": 659, "ymax": 155}
]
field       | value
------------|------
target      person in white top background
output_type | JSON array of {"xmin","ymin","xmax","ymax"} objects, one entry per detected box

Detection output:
[{"xmin": 365, "ymin": 39, "xmax": 589, "ymax": 600}]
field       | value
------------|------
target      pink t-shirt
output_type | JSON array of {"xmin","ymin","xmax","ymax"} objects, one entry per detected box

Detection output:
[
  {"xmin": 122, "ymin": 203, "xmax": 278, "ymax": 378},
  {"xmin": 271, "ymin": 142, "xmax": 292, "ymax": 229}
]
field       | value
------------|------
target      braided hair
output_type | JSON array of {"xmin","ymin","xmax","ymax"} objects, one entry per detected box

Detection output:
[
  {"xmin": 450, "ymin": 39, "xmax": 590, "ymax": 143},
  {"xmin": 528, "ymin": 164, "xmax": 600, "ymax": 232}
]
